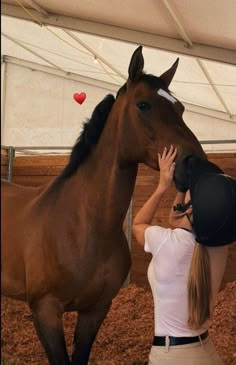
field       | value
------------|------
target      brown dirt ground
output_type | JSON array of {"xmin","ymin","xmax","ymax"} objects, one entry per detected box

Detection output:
[{"xmin": 1, "ymin": 282, "xmax": 236, "ymax": 365}]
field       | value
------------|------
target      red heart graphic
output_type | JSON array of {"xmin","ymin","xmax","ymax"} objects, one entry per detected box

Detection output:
[{"xmin": 73, "ymin": 92, "xmax": 86, "ymax": 104}]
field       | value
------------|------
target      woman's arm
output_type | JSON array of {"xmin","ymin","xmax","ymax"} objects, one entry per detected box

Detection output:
[
  {"xmin": 132, "ymin": 185, "xmax": 167, "ymax": 247},
  {"xmin": 132, "ymin": 145, "xmax": 177, "ymax": 247}
]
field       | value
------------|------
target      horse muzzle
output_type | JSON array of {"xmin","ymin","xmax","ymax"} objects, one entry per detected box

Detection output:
[{"xmin": 173, "ymin": 155, "xmax": 199, "ymax": 192}]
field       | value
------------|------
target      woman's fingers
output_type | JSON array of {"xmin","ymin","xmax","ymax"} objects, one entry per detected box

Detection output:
[
  {"xmin": 166, "ymin": 145, "xmax": 177, "ymax": 161},
  {"xmin": 161, "ymin": 146, "xmax": 167, "ymax": 159},
  {"xmin": 170, "ymin": 161, "xmax": 176, "ymax": 175},
  {"xmin": 160, "ymin": 146, "xmax": 177, "ymax": 163},
  {"xmin": 166, "ymin": 144, "xmax": 174, "ymax": 158},
  {"xmin": 158, "ymin": 146, "xmax": 177, "ymax": 173}
]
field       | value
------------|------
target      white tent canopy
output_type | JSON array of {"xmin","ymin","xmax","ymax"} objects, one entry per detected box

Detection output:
[{"xmin": 1, "ymin": 0, "xmax": 236, "ymax": 152}]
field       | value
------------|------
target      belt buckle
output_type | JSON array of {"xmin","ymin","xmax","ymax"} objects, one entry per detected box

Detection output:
[{"xmin": 165, "ymin": 336, "xmax": 170, "ymax": 352}]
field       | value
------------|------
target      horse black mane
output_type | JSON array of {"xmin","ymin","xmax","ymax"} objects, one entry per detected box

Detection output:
[
  {"xmin": 60, "ymin": 94, "xmax": 115, "ymax": 179},
  {"xmin": 60, "ymin": 73, "xmax": 168, "ymax": 179}
]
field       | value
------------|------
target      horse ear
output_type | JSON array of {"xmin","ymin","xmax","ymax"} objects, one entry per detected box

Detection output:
[
  {"xmin": 128, "ymin": 46, "xmax": 144, "ymax": 82},
  {"xmin": 159, "ymin": 58, "xmax": 179, "ymax": 88}
]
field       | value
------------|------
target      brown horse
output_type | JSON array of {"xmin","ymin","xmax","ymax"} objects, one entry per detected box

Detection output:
[{"xmin": 1, "ymin": 46, "xmax": 206, "ymax": 365}]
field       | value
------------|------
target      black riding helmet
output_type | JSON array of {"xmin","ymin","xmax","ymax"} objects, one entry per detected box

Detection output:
[{"xmin": 188, "ymin": 158, "xmax": 236, "ymax": 246}]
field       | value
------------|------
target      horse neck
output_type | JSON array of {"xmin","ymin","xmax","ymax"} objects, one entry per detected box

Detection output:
[{"xmin": 60, "ymin": 112, "xmax": 138, "ymax": 230}]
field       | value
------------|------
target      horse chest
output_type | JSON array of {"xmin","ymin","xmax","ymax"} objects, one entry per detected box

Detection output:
[
  {"xmin": 64, "ymin": 236, "xmax": 131, "ymax": 311},
  {"xmin": 65, "ymin": 269, "xmax": 106, "ymax": 311}
]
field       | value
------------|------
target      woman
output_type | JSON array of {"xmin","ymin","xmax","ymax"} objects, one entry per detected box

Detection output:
[{"xmin": 132, "ymin": 145, "xmax": 228, "ymax": 365}]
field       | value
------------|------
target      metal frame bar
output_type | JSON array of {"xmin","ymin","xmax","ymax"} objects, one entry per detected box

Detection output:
[
  {"xmin": 196, "ymin": 59, "xmax": 232, "ymax": 118},
  {"xmin": 2, "ymin": 140, "xmax": 235, "ymax": 152},
  {"xmin": 63, "ymin": 29, "xmax": 126, "ymax": 81},
  {"xmin": 125, "ymin": 200, "xmax": 133, "ymax": 250},
  {"xmin": 124, "ymin": 200, "xmax": 133, "ymax": 286},
  {"xmin": 2, "ymin": 32, "xmax": 66, "ymax": 72},
  {"xmin": 6, "ymin": 146, "xmax": 15, "ymax": 182},
  {"xmin": 2, "ymin": 4, "xmax": 236, "ymax": 65},
  {"xmin": 160, "ymin": 0, "xmax": 193, "ymax": 48},
  {"xmin": 200, "ymin": 140, "xmax": 236, "ymax": 145},
  {"xmin": 1, "ymin": 61, "xmax": 7, "ymax": 142},
  {"xmin": 2, "ymin": 55, "xmax": 119, "ymax": 91},
  {"xmin": 23, "ymin": 0, "xmax": 49, "ymax": 18},
  {"xmin": 7, "ymin": 146, "xmax": 72, "ymax": 150}
]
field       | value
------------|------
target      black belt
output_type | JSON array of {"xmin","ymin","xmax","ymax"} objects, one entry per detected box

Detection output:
[{"xmin": 153, "ymin": 331, "xmax": 208, "ymax": 346}]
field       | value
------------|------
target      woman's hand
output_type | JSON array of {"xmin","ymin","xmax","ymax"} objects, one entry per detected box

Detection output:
[{"xmin": 158, "ymin": 145, "xmax": 177, "ymax": 192}]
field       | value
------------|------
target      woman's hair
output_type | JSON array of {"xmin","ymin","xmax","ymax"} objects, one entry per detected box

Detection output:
[{"xmin": 187, "ymin": 242, "xmax": 212, "ymax": 329}]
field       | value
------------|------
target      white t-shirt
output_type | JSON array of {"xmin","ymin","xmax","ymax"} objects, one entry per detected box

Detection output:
[{"xmin": 144, "ymin": 226, "xmax": 228, "ymax": 337}]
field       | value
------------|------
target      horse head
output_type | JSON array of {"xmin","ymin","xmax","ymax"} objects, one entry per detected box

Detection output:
[{"xmin": 116, "ymin": 46, "xmax": 206, "ymax": 191}]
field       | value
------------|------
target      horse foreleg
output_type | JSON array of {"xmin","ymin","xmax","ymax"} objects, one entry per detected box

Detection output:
[
  {"xmin": 30, "ymin": 297, "xmax": 71, "ymax": 365},
  {"xmin": 71, "ymin": 301, "xmax": 111, "ymax": 365}
]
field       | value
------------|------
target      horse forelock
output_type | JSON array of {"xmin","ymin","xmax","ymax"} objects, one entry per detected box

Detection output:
[
  {"xmin": 59, "ymin": 94, "xmax": 115, "ymax": 179},
  {"xmin": 140, "ymin": 74, "xmax": 169, "ymax": 92},
  {"xmin": 116, "ymin": 73, "xmax": 169, "ymax": 98}
]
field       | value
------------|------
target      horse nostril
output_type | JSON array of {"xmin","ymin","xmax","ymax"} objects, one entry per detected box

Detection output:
[
  {"xmin": 173, "ymin": 154, "xmax": 197, "ymax": 192},
  {"xmin": 182, "ymin": 155, "xmax": 196, "ymax": 173}
]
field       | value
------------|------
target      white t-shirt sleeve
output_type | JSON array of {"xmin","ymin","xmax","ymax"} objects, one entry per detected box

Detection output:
[{"xmin": 144, "ymin": 226, "xmax": 170, "ymax": 256}]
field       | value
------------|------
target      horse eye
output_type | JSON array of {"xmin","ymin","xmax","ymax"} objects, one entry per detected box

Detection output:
[{"xmin": 137, "ymin": 102, "xmax": 151, "ymax": 111}]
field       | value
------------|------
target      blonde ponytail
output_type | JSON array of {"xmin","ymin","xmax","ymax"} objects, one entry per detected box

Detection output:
[{"xmin": 187, "ymin": 242, "xmax": 212, "ymax": 330}]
